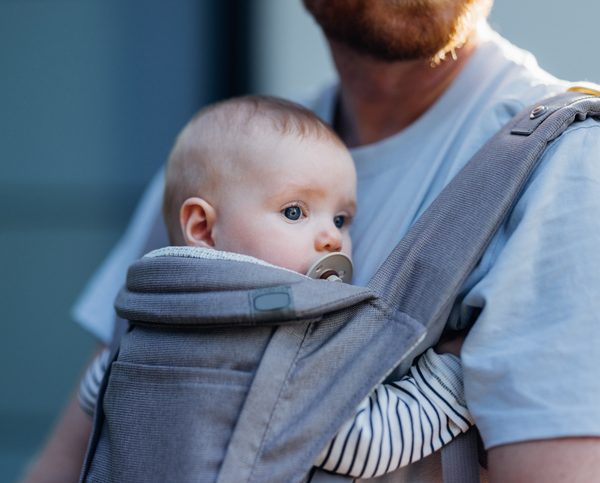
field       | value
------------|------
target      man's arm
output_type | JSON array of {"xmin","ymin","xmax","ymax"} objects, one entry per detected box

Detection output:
[
  {"xmin": 20, "ymin": 345, "xmax": 106, "ymax": 483},
  {"xmin": 488, "ymin": 437, "xmax": 600, "ymax": 483},
  {"xmin": 20, "ymin": 390, "xmax": 93, "ymax": 483}
]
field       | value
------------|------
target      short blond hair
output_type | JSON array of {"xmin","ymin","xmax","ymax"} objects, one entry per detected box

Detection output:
[{"xmin": 163, "ymin": 95, "xmax": 345, "ymax": 245}]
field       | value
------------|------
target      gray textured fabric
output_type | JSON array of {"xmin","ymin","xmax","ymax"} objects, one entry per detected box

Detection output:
[
  {"xmin": 115, "ymin": 255, "xmax": 376, "ymax": 326},
  {"xmin": 440, "ymin": 429, "xmax": 480, "ymax": 483},
  {"xmin": 310, "ymin": 471, "xmax": 355, "ymax": 483},
  {"xmin": 80, "ymin": 92, "xmax": 600, "ymax": 483}
]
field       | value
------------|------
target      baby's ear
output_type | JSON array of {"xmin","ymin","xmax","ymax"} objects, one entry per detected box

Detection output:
[{"xmin": 180, "ymin": 197, "xmax": 217, "ymax": 247}]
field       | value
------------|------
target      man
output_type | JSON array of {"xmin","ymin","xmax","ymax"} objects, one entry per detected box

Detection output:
[
  {"xmin": 297, "ymin": 2, "xmax": 600, "ymax": 482},
  {"xmin": 23, "ymin": 1, "xmax": 600, "ymax": 481}
]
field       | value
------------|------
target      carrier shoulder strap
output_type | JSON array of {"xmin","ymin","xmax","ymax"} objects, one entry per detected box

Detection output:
[{"xmin": 390, "ymin": 89, "xmax": 598, "ymax": 483}]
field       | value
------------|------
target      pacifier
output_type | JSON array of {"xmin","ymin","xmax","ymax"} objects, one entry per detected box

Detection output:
[{"xmin": 306, "ymin": 252, "xmax": 353, "ymax": 283}]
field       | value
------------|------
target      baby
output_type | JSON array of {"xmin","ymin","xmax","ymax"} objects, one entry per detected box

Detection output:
[
  {"xmin": 80, "ymin": 95, "xmax": 471, "ymax": 478},
  {"xmin": 162, "ymin": 95, "xmax": 356, "ymax": 276}
]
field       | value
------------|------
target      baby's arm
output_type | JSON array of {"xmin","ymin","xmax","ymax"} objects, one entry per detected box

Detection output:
[
  {"xmin": 315, "ymin": 348, "xmax": 473, "ymax": 478},
  {"xmin": 78, "ymin": 348, "xmax": 110, "ymax": 416}
]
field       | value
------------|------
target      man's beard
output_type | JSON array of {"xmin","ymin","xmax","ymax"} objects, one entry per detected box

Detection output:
[{"xmin": 303, "ymin": 0, "xmax": 492, "ymax": 63}]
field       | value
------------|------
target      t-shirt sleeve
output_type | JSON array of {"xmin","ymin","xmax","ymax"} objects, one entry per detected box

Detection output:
[
  {"xmin": 71, "ymin": 168, "xmax": 167, "ymax": 343},
  {"xmin": 461, "ymin": 120, "xmax": 600, "ymax": 449}
]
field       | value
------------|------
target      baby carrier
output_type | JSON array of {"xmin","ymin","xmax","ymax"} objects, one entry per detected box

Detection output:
[{"xmin": 80, "ymin": 91, "xmax": 600, "ymax": 483}]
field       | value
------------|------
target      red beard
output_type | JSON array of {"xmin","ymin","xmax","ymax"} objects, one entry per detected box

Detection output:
[{"xmin": 303, "ymin": 0, "xmax": 492, "ymax": 63}]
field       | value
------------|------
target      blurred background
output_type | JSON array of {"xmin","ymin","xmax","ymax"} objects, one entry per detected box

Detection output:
[{"xmin": 1, "ymin": 0, "xmax": 598, "ymax": 480}]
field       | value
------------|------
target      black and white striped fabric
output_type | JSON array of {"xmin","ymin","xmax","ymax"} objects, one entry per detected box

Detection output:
[
  {"xmin": 79, "ymin": 348, "xmax": 110, "ymax": 416},
  {"xmin": 79, "ymin": 347, "xmax": 471, "ymax": 478},
  {"xmin": 315, "ymin": 349, "xmax": 472, "ymax": 478}
]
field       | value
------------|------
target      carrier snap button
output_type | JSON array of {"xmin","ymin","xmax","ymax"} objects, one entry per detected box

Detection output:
[{"xmin": 530, "ymin": 105, "xmax": 547, "ymax": 119}]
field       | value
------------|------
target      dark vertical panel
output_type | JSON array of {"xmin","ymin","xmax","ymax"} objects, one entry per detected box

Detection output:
[{"xmin": 211, "ymin": 0, "xmax": 254, "ymax": 98}]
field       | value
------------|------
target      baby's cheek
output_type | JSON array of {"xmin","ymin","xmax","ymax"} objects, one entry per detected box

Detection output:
[
  {"xmin": 342, "ymin": 234, "xmax": 353, "ymax": 259},
  {"xmin": 265, "ymin": 250, "xmax": 307, "ymax": 275},
  {"xmin": 247, "ymin": 224, "xmax": 312, "ymax": 274}
]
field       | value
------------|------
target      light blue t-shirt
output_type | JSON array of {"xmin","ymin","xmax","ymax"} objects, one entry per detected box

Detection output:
[
  {"xmin": 73, "ymin": 25, "xmax": 600, "ymax": 479},
  {"xmin": 303, "ymin": 28, "xmax": 600, "ymax": 458}
]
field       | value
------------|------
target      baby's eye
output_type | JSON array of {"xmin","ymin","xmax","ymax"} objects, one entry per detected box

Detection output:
[
  {"xmin": 283, "ymin": 205, "xmax": 303, "ymax": 221},
  {"xmin": 333, "ymin": 215, "xmax": 346, "ymax": 228}
]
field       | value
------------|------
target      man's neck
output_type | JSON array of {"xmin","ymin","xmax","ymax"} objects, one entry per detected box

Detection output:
[{"xmin": 330, "ymin": 39, "xmax": 478, "ymax": 147}]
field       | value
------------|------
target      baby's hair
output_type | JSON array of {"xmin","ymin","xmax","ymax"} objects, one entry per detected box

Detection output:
[{"xmin": 163, "ymin": 95, "xmax": 345, "ymax": 245}]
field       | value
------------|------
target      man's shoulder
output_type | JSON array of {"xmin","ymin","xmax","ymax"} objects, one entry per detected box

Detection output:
[{"xmin": 533, "ymin": 114, "xmax": 600, "ymax": 184}]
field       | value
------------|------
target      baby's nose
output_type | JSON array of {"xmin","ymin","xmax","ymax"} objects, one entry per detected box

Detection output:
[{"xmin": 315, "ymin": 228, "xmax": 342, "ymax": 253}]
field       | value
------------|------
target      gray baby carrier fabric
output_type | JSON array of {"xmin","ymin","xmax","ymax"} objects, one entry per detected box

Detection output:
[{"xmin": 80, "ymin": 92, "xmax": 600, "ymax": 483}]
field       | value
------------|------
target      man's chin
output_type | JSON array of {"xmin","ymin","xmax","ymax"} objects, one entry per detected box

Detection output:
[{"xmin": 304, "ymin": 0, "xmax": 491, "ymax": 63}]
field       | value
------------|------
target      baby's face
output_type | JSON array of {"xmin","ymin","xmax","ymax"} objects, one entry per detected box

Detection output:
[{"xmin": 211, "ymin": 132, "xmax": 356, "ymax": 275}]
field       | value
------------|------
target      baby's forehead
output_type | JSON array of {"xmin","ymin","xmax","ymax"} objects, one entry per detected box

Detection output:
[
  {"xmin": 234, "ymin": 130, "xmax": 349, "ymax": 171},
  {"xmin": 188, "ymin": 100, "xmax": 353, "ymax": 183},
  {"xmin": 200, "ymin": 99, "xmax": 345, "ymax": 149}
]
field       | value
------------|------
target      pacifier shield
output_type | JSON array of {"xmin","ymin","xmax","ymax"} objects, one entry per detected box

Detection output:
[{"xmin": 306, "ymin": 252, "xmax": 353, "ymax": 283}]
